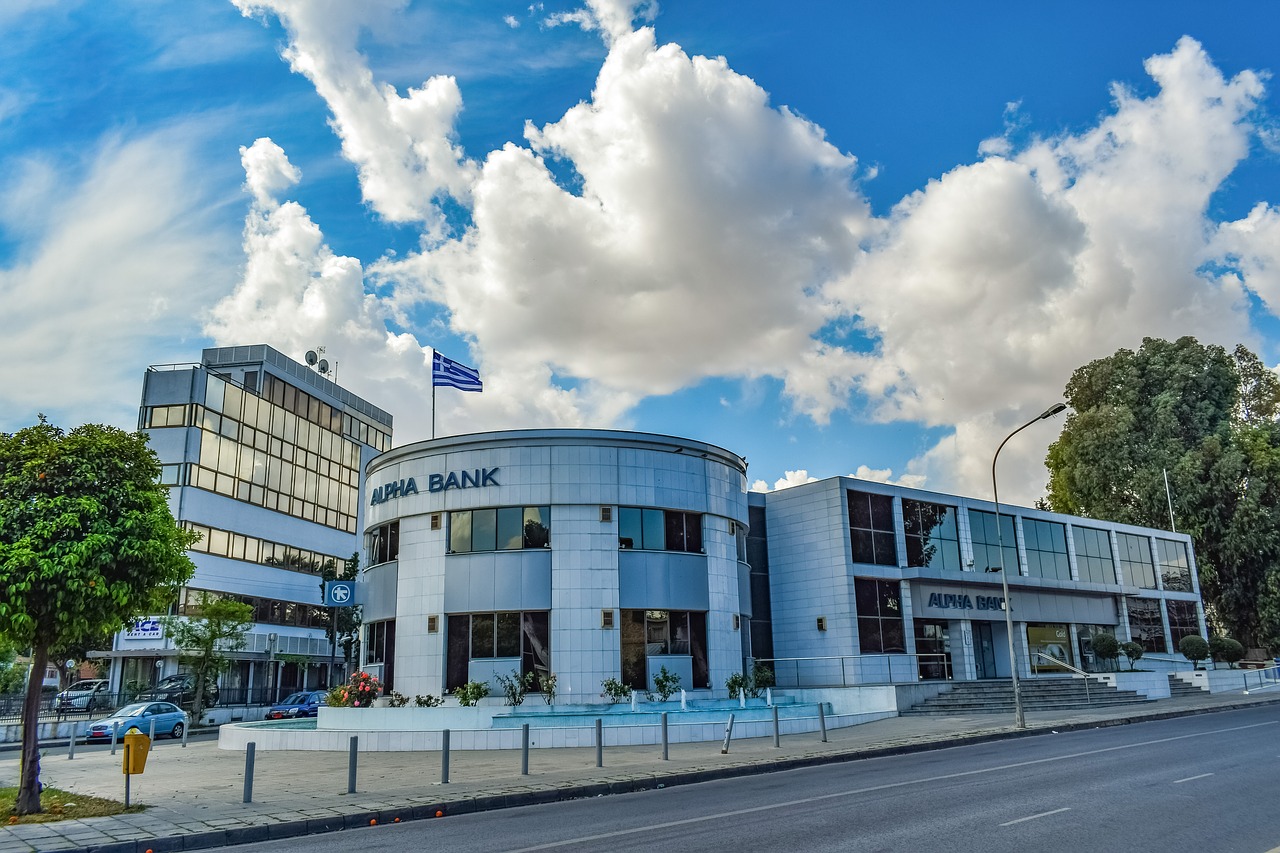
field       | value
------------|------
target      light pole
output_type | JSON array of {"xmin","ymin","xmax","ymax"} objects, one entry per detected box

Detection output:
[{"xmin": 993, "ymin": 401, "xmax": 1068, "ymax": 729}]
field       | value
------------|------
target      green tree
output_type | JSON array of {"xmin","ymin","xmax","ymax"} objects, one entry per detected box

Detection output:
[
  {"xmin": 318, "ymin": 552, "xmax": 361, "ymax": 686},
  {"xmin": 160, "ymin": 592, "xmax": 254, "ymax": 721},
  {"xmin": 0, "ymin": 418, "xmax": 194, "ymax": 814},
  {"xmin": 1179, "ymin": 634, "xmax": 1211, "ymax": 669},
  {"xmin": 1045, "ymin": 338, "xmax": 1280, "ymax": 651}
]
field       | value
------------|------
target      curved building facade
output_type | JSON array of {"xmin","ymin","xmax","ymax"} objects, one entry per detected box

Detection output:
[{"xmin": 359, "ymin": 430, "xmax": 751, "ymax": 702}]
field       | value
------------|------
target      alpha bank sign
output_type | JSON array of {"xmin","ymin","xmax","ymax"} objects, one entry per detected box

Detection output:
[
  {"xmin": 925, "ymin": 592, "xmax": 1007, "ymax": 612},
  {"xmin": 370, "ymin": 467, "xmax": 500, "ymax": 506}
]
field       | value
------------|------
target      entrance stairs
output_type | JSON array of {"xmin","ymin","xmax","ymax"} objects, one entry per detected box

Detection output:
[
  {"xmin": 1167, "ymin": 672, "xmax": 1208, "ymax": 698},
  {"xmin": 900, "ymin": 677, "xmax": 1152, "ymax": 716}
]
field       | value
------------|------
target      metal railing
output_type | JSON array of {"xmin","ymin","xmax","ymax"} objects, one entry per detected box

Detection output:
[
  {"xmin": 1032, "ymin": 652, "xmax": 1091, "ymax": 705},
  {"xmin": 0, "ymin": 685, "xmax": 320, "ymax": 723},
  {"xmin": 755, "ymin": 653, "xmax": 952, "ymax": 688},
  {"xmin": 1243, "ymin": 664, "xmax": 1280, "ymax": 694}
]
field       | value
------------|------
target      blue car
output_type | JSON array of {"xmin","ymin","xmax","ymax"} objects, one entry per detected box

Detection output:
[
  {"xmin": 85, "ymin": 702, "xmax": 188, "ymax": 741},
  {"xmin": 266, "ymin": 690, "xmax": 327, "ymax": 719}
]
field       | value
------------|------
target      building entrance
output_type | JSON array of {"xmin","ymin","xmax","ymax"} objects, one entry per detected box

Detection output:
[{"xmin": 974, "ymin": 622, "xmax": 998, "ymax": 679}]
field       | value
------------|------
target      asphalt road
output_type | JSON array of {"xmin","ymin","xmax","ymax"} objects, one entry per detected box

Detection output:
[{"xmin": 241, "ymin": 704, "xmax": 1280, "ymax": 853}]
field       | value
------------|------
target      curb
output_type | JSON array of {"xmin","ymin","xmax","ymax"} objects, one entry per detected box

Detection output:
[{"xmin": 55, "ymin": 694, "xmax": 1280, "ymax": 853}]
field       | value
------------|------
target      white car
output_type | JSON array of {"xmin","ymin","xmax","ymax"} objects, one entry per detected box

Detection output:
[{"xmin": 56, "ymin": 679, "xmax": 110, "ymax": 712}]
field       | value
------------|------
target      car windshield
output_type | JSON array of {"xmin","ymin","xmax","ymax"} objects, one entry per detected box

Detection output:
[
  {"xmin": 279, "ymin": 692, "xmax": 310, "ymax": 705},
  {"xmin": 66, "ymin": 681, "xmax": 100, "ymax": 691},
  {"xmin": 114, "ymin": 703, "xmax": 151, "ymax": 717}
]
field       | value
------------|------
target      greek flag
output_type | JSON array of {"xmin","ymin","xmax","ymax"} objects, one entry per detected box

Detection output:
[{"xmin": 432, "ymin": 351, "xmax": 483, "ymax": 392}]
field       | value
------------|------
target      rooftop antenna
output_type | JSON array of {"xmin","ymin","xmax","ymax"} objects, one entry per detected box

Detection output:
[{"xmin": 304, "ymin": 346, "xmax": 337, "ymax": 383}]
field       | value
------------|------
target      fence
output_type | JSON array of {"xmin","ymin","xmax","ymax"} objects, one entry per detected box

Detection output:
[
  {"xmin": 0, "ymin": 685, "xmax": 313, "ymax": 724},
  {"xmin": 756, "ymin": 653, "xmax": 952, "ymax": 688}
]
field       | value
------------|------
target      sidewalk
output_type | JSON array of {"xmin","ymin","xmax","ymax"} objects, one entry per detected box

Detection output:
[{"xmin": 4, "ymin": 689, "xmax": 1279, "ymax": 853}]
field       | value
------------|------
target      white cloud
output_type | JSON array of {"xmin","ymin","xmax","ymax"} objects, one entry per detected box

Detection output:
[
  {"xmin": 750, "ymin": 469, "xmax": 819, "ymax": 493},
  {"xmin": 0, "ymin": 133, "xmax": 234, "ymax": 431},
  {"xmin": 851, "ymin": 465, "xmax": 928, "ymax": 490}
]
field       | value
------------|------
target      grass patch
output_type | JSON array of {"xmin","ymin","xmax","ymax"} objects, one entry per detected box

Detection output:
[{"xmin": 0, "ymin": 786, "xmax": 144, "ymax": 824}]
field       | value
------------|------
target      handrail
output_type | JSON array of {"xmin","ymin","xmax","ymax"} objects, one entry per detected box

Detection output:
[
  {"xmin": 1243, "ymin": 663, "xmax": 1280, "ymax": 695},
  {"xmin": 755, "ymin": 653, "xmax": 952, "ymax": 687},
  {"xmin": 1031, "ymin": 652, "xmax": 1091, "ymax": 705}
]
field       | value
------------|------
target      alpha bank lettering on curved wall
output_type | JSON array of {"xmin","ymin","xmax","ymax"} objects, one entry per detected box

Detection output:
[{"xmin": 370, "ymin": 467, "xmax": 500, "ymax": 506}]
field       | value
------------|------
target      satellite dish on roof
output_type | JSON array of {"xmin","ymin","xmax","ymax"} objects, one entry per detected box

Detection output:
[
  {"xmin": 305, "ymin": 350, "xmax": 319, "ymax": 366},
  {"xmin": 317, "ymin": 359, "xmax": 330, "ymax": 374}
]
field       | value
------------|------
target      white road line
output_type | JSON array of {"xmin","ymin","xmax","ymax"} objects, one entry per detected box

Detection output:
[
  {"xmin": 505, "ymin": 720, "xmax": 1276, "ymax": 852},
  {"xmin": 1173, "ymin": 772, "xmax": 1214, "ymax": 783},
  {"xmin": 1000, "ymin": 807, "xmax": 1071, "ymax": 827}
]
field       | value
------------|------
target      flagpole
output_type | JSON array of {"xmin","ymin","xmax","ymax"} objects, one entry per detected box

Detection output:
[{"xmin": 431, "ymin": 351, "xmax": 437, "ymax": 440}]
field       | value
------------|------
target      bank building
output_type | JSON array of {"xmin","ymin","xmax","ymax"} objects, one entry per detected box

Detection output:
[{"xmin": 359, "ymin": 429, "xmax": 1204, "ymax": 702}]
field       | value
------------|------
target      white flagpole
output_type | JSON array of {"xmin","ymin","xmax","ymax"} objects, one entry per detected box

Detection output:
[{"xmin": 431, "ymin": 349, "xmax": 437, "ymax": 440}]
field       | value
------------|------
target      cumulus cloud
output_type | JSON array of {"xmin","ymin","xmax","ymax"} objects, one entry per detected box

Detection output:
[
  {"xmin": 0, "ymin": 133, "xmax": 233, "ymax": 430},
  {"xmin": 750, "ymin": 469, "xmax": 820, "ymax": 493},
  {"xmin": 214, "ymin": 13, "xmax": 1280, "ymax": 503}
]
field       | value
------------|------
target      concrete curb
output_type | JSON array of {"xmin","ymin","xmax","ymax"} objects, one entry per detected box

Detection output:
[{"xmin": 43, "ymin": 694, "xmax": 1280, "ymax": 853}]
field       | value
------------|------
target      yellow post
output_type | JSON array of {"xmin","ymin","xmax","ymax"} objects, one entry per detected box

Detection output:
[{"xmin": 121, "ymin": 727, "xmax": 150, "ymax": 775}]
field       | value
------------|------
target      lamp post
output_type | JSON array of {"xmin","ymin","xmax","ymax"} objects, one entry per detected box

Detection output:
[{"xmin": 993, "ymin": 401, "xmax": 1068, "ymax": 729}]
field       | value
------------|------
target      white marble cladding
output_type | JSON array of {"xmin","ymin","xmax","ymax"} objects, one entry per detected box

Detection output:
[
  {"xmin": 361, "ymin": 430, "xmax": 749, "ymax": 701},
  {"xmin": 764, "ymin": 479, "xmax": 855, "ymax": 661}
]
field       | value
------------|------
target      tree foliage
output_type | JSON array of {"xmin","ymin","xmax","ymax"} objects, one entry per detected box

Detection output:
[
  {"xmin": 1045, "ymin": 338, "xmax": 1280, "ymax": 651},
  {"xmin": 160, "ymin": 591, "xmax": 254, "ymax": 721},
  {"xmin": 318, "ymin": 552, "xmax": 361, "ymax": 684},
  {"xmin": 0, "ymin": 418, "xmax": 195, "ymax": 813}
]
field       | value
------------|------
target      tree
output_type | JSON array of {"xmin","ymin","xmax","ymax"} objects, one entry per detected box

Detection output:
[
  {"xmin": 318, "ymin": 552, "xmax": 361, "ymax": 686},
  {"xmin": 160, "ymin": 592, "xmax": 254, "ymax": 722},
  {"xmin": 1179, "ymin": 635, "xmax": 1210, "ymax": 669},
  {"xmin": 1090, "ymin": 633, "xmax": 1120, "ymax": 672},
  {"xmin": 1121, "ymin": 641, "xmax": 1144, "ymax": 671},
  {"xmin": 0, "ymin": 418, "xmax": 194, "ymax": 813},
  {"xmin": 1209, "ymin": 636, "xmax": 1245, "ymax": 669},
  {"xmin": 1045, "ymin": 337, "xmax": 1280, "ymax": 651}
]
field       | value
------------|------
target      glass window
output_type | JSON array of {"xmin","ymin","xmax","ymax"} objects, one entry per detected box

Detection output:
[
  {"xmin": 1156, "ymin": 539, "xmax": 1192, "ymax": 592},
  {"xmin": 854, "ymin": 578, "xmax": 905, "ymax": 654},
  {"xmin": 1126, "ymin": 598, "xmax": 1167, "ymax": 653},
  {"xmin": 450, "ymin": 511, "xmax": 473, "ymax": 553},
  {"xmin": 1023, "ymin": 519, "xmax": 1070, "ymax": 581},
  {"xmin": 495, "ymin": 612, "xmax": 521, "ymax": 657},
  {"xmin": 848, "ymin": 491, "xmax": 897, "ymax": 566},
  {"xmin": 471, "ymin": 509, "xmax": 497, "ymax": 552},
  {"xmin": 1117, "ymin": 533, "xmax": 1157, "ymax": 588},
  {"xmin": 496, "ymin": 507, "xmax": 524, "ymax": 550},
  {"xmin": 968, "ymin": 509, "xmax": 1019, "ymax": 575},
  {"xmin": 902, "ymin": 499, "xmax": 961, "ymax": 571},
  {"xmin": 450, "ymin": 506, "xmax": 552, "ymax": 553},
  {"xmin": 1166, "ymin": 600, "xmax": 1200, "ymax": 646},
  {"xmin": 619, "ymin": 609, "xmax": 710, "ymax": 690},
  {"xmin": 642, "ymin": 509, "xmax": 665, "ymax": 550},
  {"xmin": 1073, "ymin": 526, "xmax": 1117, "ymax": 584},
  {"xmin": 523, "ymin": 506, "xmax": 550, "ymax": 548},
  {"xmin": 471, "ymin": 614, "xmax": 495, "ymax": 658},
  {"xmin": 617, "ymin": 508, "xmax": 702, "ymax": 552}
]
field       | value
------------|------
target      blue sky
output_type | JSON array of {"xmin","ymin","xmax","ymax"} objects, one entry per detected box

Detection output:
[{"xmin": 3, "ymin": 1, "xmax": 1280, "ymax": 504}]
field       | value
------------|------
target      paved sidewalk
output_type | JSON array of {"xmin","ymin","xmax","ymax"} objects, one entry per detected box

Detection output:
[{"xmin": 3, "ymin": 689, "xmax": 1279, "ymax": 853}]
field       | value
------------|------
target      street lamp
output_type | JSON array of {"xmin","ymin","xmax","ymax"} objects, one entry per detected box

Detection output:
[{"xmin": 993, "ymin": 401, "xmax": 1068, "ymax": 729}]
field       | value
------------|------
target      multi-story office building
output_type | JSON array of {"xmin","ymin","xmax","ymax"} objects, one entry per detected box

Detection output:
[
  {"xmin": 359, "ymin": 429, "xmax": 1204, "ymax": 700},
  {"xmin": 101, "ymin": 345, "xmax": 392, "ymax": 703}
]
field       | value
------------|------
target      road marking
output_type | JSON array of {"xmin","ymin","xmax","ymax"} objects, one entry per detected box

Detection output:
[
  {"xmin": 1000, "ymin": 807, "xmax": 1070, "ymax": 826},
  {"xmin": 505, "ymin": 720, "xmax": 1276, "ymax": 852},
  {"xmin": 1172, "ymin": 773, "xmax": 1214, "ymax": 784}
]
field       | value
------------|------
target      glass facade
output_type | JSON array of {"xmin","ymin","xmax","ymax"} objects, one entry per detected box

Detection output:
[
  {"xmin": 848, "ymin": 491, "xmax": 897, "ymax": 566},
  {"xmin": 1027, "ymin": 623, "xmax": 1074, "ymax": 672},
  {"xmin": 1126, "ymin": 598, "xmax": 1167, "ymax": 652},
  {"xmin": 186, "ymin": 521, "xmax": 346, "ymax": 576},
  {"xmin": 178, "ymin": 587, "xmax": 329, "ymax": 629},
  {"xmin": 617, "ymin": 508, "xmax": 703, "ymax": 553},
  {"xmin": 445, "ymin": 611, "xmax": 552, "ymax": 691},
  {"xmin": 449, "ymin": 506, "xmax": 550, "ymax": 553},
  {"xmin": 1166, "ymin": 599, "xmax": 1201, "ymax": 646},
  {"xmin": 1117, "ymin": 532, "xmax": 1157, "ymax": 588},
  {"xmin": 367, "ymin": 521, "xmax": 400, "ymax": 565},
  {"xmin": 1023, "ymin": 519, "xmax": 1071, "ymax": 581},
  {"xmin": 1072, "ymin": 526, "xmax": 1117, "ymax": 584},
  {"xmin": 913, "ymin": 619, "xmax": 952, "ymax": 679},
  {"xmin": 968, "ymin": 509, "xmax": 1019, "ymax": 574},
  {"xmin": 902, "ymin": 499, "xmax": 961, "ymax": 571},
  {"xmin": 855, "ymin": 578, "xmax": 905, "ymax": 654},
  {"xmin": 619, "ymin": 609, "xmax": 709, "ymax": 690},
  {"xmin": 1156, "ymin": 539, "xmax": 1193, "ymax": 592}
]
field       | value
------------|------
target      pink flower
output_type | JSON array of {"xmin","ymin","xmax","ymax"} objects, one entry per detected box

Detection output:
[{"xmin": 353, "ymin": 700, "xmax": 360, "ymax": 707}]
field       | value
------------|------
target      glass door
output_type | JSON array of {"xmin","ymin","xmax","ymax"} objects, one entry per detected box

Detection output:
[{"xmin": 974, "ymin": 622, "xmax": 997, "ymax": 679}]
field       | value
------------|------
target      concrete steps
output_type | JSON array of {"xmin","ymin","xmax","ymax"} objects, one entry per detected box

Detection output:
[
  {"xmin": 1168, "ymin": 673, "xmax": 1208, "ymax": 698},
  {"xmin": 901, "ymin": 677, "xmax": 1153, "ymax": 716}
]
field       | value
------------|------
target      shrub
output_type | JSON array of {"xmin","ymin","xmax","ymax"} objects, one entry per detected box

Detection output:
[
  {"xmin": 725, "ymin": 672, "xmax": 747, "ymax": 699},
  {"xmin": 653, "ymin": 666, "xmax": 681, "ymax": 701},
  {"xmin": 1120, "ymin": 641, "xmax": 1144, "ymax": 671},
  {"xmin": 1209, "ymin": 636, "xmax": 1245, "ymax": 669},
  {"xmin": 752, "ymin": 662, "xmax": 775, "ymax": 694},
  {"xmin": 601, "ymin": 677, "xmax": 631, "ymax": 703},
  {"xmin": 386, "ymin": 691, "xmax": 409, "ymax": 707},
  {"xmin": 453, "ymin": 680, "xmax": 489, "ymax": 706},
  {"xmin": 1090, "ymin": 634, "xmax": 1120, "ymax": 670},
  {"xmin": 327, "ymin": 671, "xmax": 383, "ymax": 708},
  {"xmin": 1179, "ymin": 635, "xmax": 1211, "ymax": 668},
  {"xmin": 496, "ymin": 670, "xmax": 535, "ymax": 706},
  {"xmin": 414, "ymin": 694, "xmax": 443, "ymax": 707},
  {"xmin": 537, "ymin": 672, "xmax": 557, "ymax": 705}
]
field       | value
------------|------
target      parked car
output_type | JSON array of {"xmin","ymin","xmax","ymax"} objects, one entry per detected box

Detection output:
[
  {"xmin": 137, "ymin": 673, "xmax": 217, "ymax": 708},
  {"xmin": 84, "ymin": 702, "xmax": 187, "ymax": 742},
  {"xmin": 55, "ymin": 679, "xmax": 111, "ymax": 712},
  {"xmin": 266, "ymin": 690, "xmax": 327, "ymax": 719}
]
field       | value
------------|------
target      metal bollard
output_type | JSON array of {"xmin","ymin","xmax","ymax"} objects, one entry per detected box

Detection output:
[
  {"xmin": 818, "ymin": 704, "xmax": 828, "ymax": 743},
  {"xmin": 110, "ymin": 721, "xmax": 120, "ymax": 755},
  {"xmin": 243, "ymin": 742, "xmax": 256, "ymax": 803},
  {"xmin": 661, "ymin": 712, "xmax": 669, "ymax": 761},
  {"xmin": 521, "ymin": 724, "xmax": 530, "ymax": 776},
  {"xmin": 67, "ymin": 723, "xmax": 78, "ymax": 760},
  {"xmin": 441, "ymin": 729, "xmax": 450, "ymax": 784},
  {"xmin": 595, "ymin": 718, "xmax": 603, "ymax": 768},
  {"xmin": 182, "ymin": 718, "xmax": 188, "ymax": 748},
  {"xmin": 347, "ymin": 736, "xmax": 358, "ymax": 794},
  {"xmin": 149, "ymin": 717, "xmax": 156, "ymax": 740},
  {"xmin": 721, "ymin": 714, "xmax": 735, "ymax": 754},
  {"xmin": 773, "ymin": 705, "xmax": 781, "ymax": 748},
  {"xmin": 766, "ymin": 686, "xmax": 773, "ymax": 706}
]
